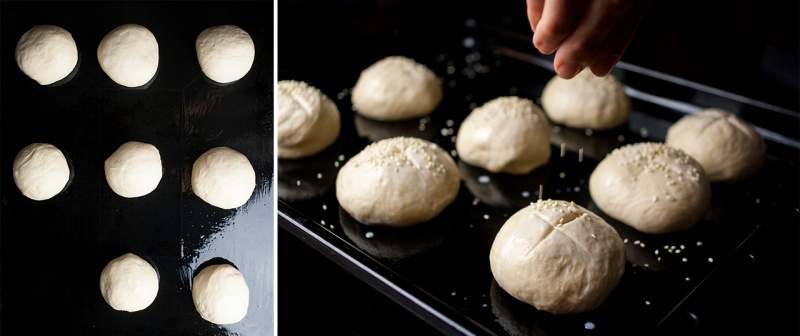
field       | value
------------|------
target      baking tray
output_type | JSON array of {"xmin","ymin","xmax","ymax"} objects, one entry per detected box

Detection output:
[
  {"xmin": 276, "ymin": 8, "xmax": 799, "ymax": 336},
  {"xmin": 1, "ymin": 2, "xmax": 274, "ymax": 335}
]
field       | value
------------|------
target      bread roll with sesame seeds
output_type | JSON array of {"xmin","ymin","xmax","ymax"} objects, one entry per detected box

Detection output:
[
  {"xmin": 541, "ymin": 68, "xmax": 631, "ymax": 131},
  {"xmin": 489, "ymin": 199, "xmax": 626, "ymax": 314},
  {"xmin": 456, "ymin": 96, "xmax": 551, "ymax": 175},
  {"xmin": 335, "ymin": 136, "xmax": 460, "ymax": 227},
  {"xmin": 277, "ymin": 80, "xmax": 341, "ymax": 159},
  {"xmin": 589, "ymin": 142, "xmax": 712, "ymax": 234},
  {"xmin": 351, "ymin": 56, "xmax": 443, "ymax": 121}
]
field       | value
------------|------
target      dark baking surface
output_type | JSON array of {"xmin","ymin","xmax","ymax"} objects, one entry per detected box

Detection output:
[
  {"xmin": 1, "ymin": 1, "xmax": 274, "ymax": 335},
  {"xmin": 277, "ymin": 1, "xmax": 799, "ymax": 335}
]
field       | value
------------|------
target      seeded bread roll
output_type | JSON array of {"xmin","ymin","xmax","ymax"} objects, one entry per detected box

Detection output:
[
  {"xmin": 335, "ymin": 136, "xmax": 460, "ymax": 227},
  {"xmin": 541, "ymin": 68, "xmax": 631, "ymax": 130},
  {"xmin": 277, "ymin": 80, "xmax": 341, "ymax": 159},
  {"xmin": 589, "ymin": 142, "xmax": 712, "ymax": 234},
  {"xmin": 456, "ymin": 96, "xmax": 551, "ymax": 175},
  {"xmin": 351, "ymin": 56, "xmax": 443, "ymax": 121},
  {"xmin": 666, "ymin": 108, "xmax": 766, "ymax": 183},
  {"xmin": 489, "ymin": 199, "xmax": 626, "ymax": 315}
]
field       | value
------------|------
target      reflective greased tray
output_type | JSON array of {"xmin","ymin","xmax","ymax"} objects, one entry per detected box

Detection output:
[
  {"xmin": 277, "ymin": 13, "xmax": 799, "ymax": 336},
  {"xmin": 1, "ymin": 2, "xmax": 274, "ymax": 335}
]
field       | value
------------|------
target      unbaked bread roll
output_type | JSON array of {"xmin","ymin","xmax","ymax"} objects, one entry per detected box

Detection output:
[
  {"xmin": 589, "ymin": 142, "xmax": 712, "ymax": 234},
  {"xmin": 13, "ymin": 143, "xmax": 71, "ymax": 200},
  {"xmin": 192, "ymin": 264, "xmax": 249, "ymax": 325},
  {"xmin": 105, "ymin": 141, "xmax": 162, "ymax": 198},
  {"xmin": 15, "ymin": 25, "xmax": 79, "ymax": 85},
  {"xmin": 541, "ymin": 68, "xmax": 631, "ymax": 130},
  {"xmin": 336, "ymin": 136, "xmax": 460, "ymax": 227},
  {"xmin": 489, "ymin": 199, "xmax": 626, "ymax": 315},
  {"xmin": 99, "ymin": 253, "xmax": 159, "ymax": 312},
  {"xmin": 351, "ymin": 56, "xmax": 443, "ymax": 121},
  {"xmin": 97, "ymin": 24, "xmax": 159, "ymax": 87},
  {"xmin": 277, "ymin": 80, "xmax": 341, "ymax": 159},
  {"xmin": 665, "ymin": 108, "xmax": 766, "ymax": 183},
  {"xmin": 196, "ymin": 25, "xmax": 255, "ymax": 84},
  {"xmin": 456, "ymin": 96, "xmax": 551, "ymax": 175},
  {"xmin": 191, "ymin": 147, "xmax": 256, "ymax": 209}
]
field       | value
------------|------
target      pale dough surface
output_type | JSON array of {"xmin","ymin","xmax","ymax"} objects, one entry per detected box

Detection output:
[
  {"xmin": 336, "ymin": 136, "xmax": 460, "ymax": 227},
  {"xmin": 99, "ymin": 253, "xmax": 159, "ymax": 312},
  {"xmin": 277, "ymin": 80, "xmax": 341, "ymax": 159},
  {"xmin": 196, "ymin": 25, "xmax": 255, "ymax": 84},
  {"xmin": 666, "ymin": 108, "xmax": 766, "ymax": 183},
  {"xmin": 351, "ymin": 56, "xmax": 442, "ymax": 121},
  {"xmin": 541, "ymin": 68, "xmax": 631, "ymax": 130},
  {"xmin": 105, "ymin": 141, "xmax": 162, "ymax": 198},
  {"xmin": 191, "ymin": 147, "xmax": 256, "ymax": 209},
  {"xmin": 97, "ymin": 24, "xmax": 159, "ymax": 87},
  {"xmin": 589, "ymin": 142, "xmax": 712, "ymax": 234},
  {"xmin": 192, "ymin": 264, "xmax": 249, "ymax": 325},
  {"xmin": 489, "ymin": 199, "xmax": 626, "ymax": 314},
  {"xmin": 456, "ymin": 96, "xmax": 551, "ymax": 174},
  {"xmin": 15, "ymin": 25, "xmax": 78, "ymax": 85},
  {"xmin": 13, "ymin": 143, "xmax": 70, "ymax": 201}
]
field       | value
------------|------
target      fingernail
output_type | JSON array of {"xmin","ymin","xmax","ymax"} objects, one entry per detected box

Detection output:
[
  {"xmin": 556, "ymin": 62, "xmax": 584, "ymax": 79},
  {"xmin": 592, "ymin": 56, "xmax": 619, "ymax": 76},
  {"xmin": 533, "ymin": 39, "xmax": 555, "ymax": 55}
]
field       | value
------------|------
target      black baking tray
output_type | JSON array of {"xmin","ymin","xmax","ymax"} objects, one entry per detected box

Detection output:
[
  {"xmin": 1, "ymin": 2, "xmax": 274, "ymax": 335},
  {"xmin": 277, "ymin": 4, "xmax": 799, "ymax": 335}
]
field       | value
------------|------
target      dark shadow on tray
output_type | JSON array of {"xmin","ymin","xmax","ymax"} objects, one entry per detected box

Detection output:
[
  {"xmin": 277, "ymin": 141, "xmax": 342, "ymax": 202},
  {"xmin": 353, "ymin": 112, "xmax": 441, "ymax": 142},
  {"xmin": 458, "ymin": 160, "xmax": 550, "ymax": 209}
]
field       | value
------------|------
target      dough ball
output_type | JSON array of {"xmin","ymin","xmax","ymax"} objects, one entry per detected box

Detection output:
[
  {"xmin": 277, "ymin": 80, "xmax": 341, "ymax": 159},
  {"xmin": 191, "ymin": 147, "xmax": 256, "ymax": 209},
  {"xmin": 336, "ymin": 136, "xmax": 460, "ymax": 227},
  {"xmin": 351, "ymin": 56, "xmax": 443, "ymax": 121},
  {"xmin": 13, "ymin": 143, "xmax": 70, "ymax": 200},
  {"xmin": 666, "ymin": 108, "xmax": 766, "ymax": 183},
  {"xmin": 196, "ymin": 25, "xmax": 255, "ymax": 84},
  {"xmin": 489, "ymin": 199, "xmax": 626, "ymax": 315},
  {"xmin": 192, "ymin": 264, "xmax": 249, "ymax": 325},
  {"xmin": 15, "ymin": 25, "xmax": 78, "ymax": 85},
  {"xmin": 541, "ymin": 68, "xmax": 631, "ymax": 130},
  {"xmin": 99, "ymin": 253, "xmax": 159, "ymax": 312},
  {"xmin": 456, "ymin": 96, "xmax": 551, "ymax": 175},
  {"xmin": 589, "ymin": 142, "xmax": 712, "ymax": 234},
  {"xmin": 104, "ymin": 141, "xmax": 163, "ymax": 198},
  {"xmin": 97, "ymin": 24, "xmax": 159, "ymax": 87}
]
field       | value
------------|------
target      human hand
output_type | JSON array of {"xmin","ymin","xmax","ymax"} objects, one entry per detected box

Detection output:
[{"xmin": 526, "ymin": 0, "xmax": 652, "ymax": 79}]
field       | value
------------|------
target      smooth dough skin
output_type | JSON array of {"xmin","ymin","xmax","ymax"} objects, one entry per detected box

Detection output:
[
  {"xmin": 13, "ymin": 143, "xmax": 70, "ymax": 201},
  {"xmin": 336, "ymin": 136, "xmax": 460, "ymax": 227},
  {"xmin": 192, "ymin": 264, "xmax": 250, "ymax": 325},
  {"xmin": 105, "ymin": 141, "xmax": 162, "ymax": 198},
  {"xmin": 351, "ymin": 56, "xmax": 443, "ymax": 121},
  {"xmin": 99, "ymin": 253, "xmax": 159, "ymax": 312},
  {"xmin": 191, "ymin": 147, "xmax": 256, "ymax": 209},
  {"xmin": 666, "ymin": 108, "xmax": 766, "ymax": 183},
  {"xmin": 15, "ymin": 25, "xmax": 78, "ymax": 85},
  {"xmin": 589, "ymin": 142, "xmax": 712, "ymax": 234},
  {"xmin": 456, "ymin": 96, "xmax": 551, "ymax": 175},
  {"xmin": 489, "ymin": 199, "xmax": 626, "ymax": 315},
  {"xmin": 277, "ymin": 80, "xmax": 341, "ymax": 159},
  {"xmin": 97, "ymin": 24, "xmax": 159, "ymax": 87},
  {"xmin": 541, "ymin": 68, "xmax": 631, "ymax": 130},
  {"xmin": 196, "ymin": 25, "xmax": 255, "ymax": 84}
]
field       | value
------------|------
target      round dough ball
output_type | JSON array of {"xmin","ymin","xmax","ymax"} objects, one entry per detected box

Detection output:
[
  {"xmin": 351, "ymin": 56, "xmax": 443, "ymax": 121},
  {"xmin": 191, "ymin": 147, "xmax": 256, "ymax": 209},
  {"xmin": 97, "ymin": 24, "xmax": 159, "ymax": 87},
  {"xmin": 15, "ymin": 25, "xmax": 79, "ymax": 85},
  {"xmin": 666, "ymin": 108, "xmax": 766, "ymax": 183},
  {"xmin": 456, "ymin": 96, "xmax": 551, "ymax": 175},
  {"xmin": 541, "ymin": 68, "xmax": 631, "ymax": 130},
  {"xmin": 336, "ymin": 136, "xmax": 460, "ymax": 227},
  {"xmin": 104, "ymin": 141, "xmax": 163, "ymax": 198},
  {"xmin": 196, "ymin": 25, "xmax": 255, "ymax": 84},
  {"xmin": 192, "ymin": 264, "xmax": 249, "ymax": 325},
  {"xmin": 489, "ymin": 199, "xmax": 626, "ymax": 315},
  {"xmin": 277, "ymin": 80, "xmax": 341, "ymax": 159},
  {"xmin": 99, "ymin": 253, "xmax": 159, "ymax": 312},
  {"xmin": 589, "ymin": 142, "xmax": 712, "ymax": 234},
  {"xmin": 13, "ymin": 143, "xmax": 70, "ymax": 200}
]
